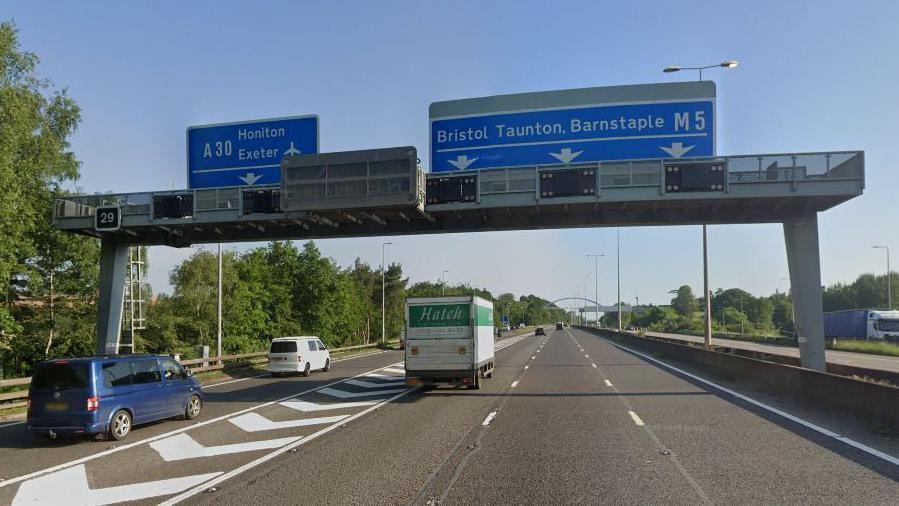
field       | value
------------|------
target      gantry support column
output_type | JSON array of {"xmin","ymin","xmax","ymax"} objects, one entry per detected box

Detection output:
[
  {"xmin": 783, "ymin": 213, "xmax": 826, "ymax": 371},
  {"xmin": 95, "ymin": 236, "xmax": 128, "ymax": 355}
]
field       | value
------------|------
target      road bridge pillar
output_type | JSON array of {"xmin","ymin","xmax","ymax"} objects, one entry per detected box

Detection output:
[
  {"xmin": 783, "ymin": 213, "xmax": 826, "ymax": 371},
  {"xmin": 95, "ymin": 236, "xmax": 128, "ymax": 355}
]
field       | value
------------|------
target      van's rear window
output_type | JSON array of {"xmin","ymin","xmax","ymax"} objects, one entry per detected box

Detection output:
[
  {"xmin": 31, "ymin": 363, "xmax": 90, "ymax": 390},
  {"xmin": 270, "ymin": 341, "xmax": 297, "ymax": 353}
]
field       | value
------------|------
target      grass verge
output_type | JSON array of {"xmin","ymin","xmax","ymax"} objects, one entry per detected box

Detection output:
[{"xmin": 829, "ymin": 340, "xmax": 899, "ymax": 357}]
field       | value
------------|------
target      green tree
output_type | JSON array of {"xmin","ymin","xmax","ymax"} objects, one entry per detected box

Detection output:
[
  {"xmin": 0, "ymin": 21, "xmax": 85, "ymax": 374},
  {"xmin": 671, "ymin": 285, "xmax": 697, "ymax": 318}
]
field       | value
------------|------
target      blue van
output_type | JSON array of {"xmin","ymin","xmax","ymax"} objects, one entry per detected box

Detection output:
[{"xmin": 26, "ymin": 354, "xmax": 204, "ymax": 441}]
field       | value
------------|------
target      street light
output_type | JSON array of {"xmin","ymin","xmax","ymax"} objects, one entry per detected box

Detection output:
[
  {"xmin": 663, "ymin": 60, "xmax": 739, "ymax": 81},
  {"xmin": 662, "ymin": 59, "xmax": 739, "ymax": 346},
  {"xmin": 582, "ymin": 273, "xmax": 591, "ymax": 325},
  {"xmin": 381, "ymin": 242, "xmax": 393, "ymax": 344},
  {"xmin": 873, "ymin": 246, "xmax": 891, "ymax": 309},
  {"xmin": 441, "ymin": 270, "xmax": 449, "ymax": 296},
  {"xmin": 587, "ymin": 254, "xmax": 605, "ymax": 327},
  {"xmin": 617, "ymin": 228, "xmax": 622, "ymax": 332}
]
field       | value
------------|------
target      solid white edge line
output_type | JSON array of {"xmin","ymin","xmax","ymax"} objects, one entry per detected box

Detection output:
[
  {"xmin": 160, "ymin": 388, "xmax": 415, "ymax": 505},
  {"xmin": 0, "ymin": 421, "xmax": 24, "ymax": 429},
  {"xmin": 481, "ymin": 411, "xmax": 498, "ymax": 426},
  {"xmin": 628, "ymin": 410, "xmax": 645, "ymax": 426},
  {"xmin": 592, "ymin": 333, "xmax": 899, "ymax": 467},
  {"xmin": 0, "ymin": 361, "xmax": 404, "ymax": 489}
]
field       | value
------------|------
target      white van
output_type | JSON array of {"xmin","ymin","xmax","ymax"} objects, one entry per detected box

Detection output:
[{"xmin": 267, "ymin": 337, "xmax": 331, "ymax": 377}]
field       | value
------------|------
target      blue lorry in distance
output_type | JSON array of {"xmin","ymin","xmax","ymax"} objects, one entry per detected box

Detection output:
[{"xmin": 823, "ymin": 309, "xmax": 899, "ymax": 340}]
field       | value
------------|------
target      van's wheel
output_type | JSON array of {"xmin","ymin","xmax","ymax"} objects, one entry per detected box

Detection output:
[
  {"xmin": 301, "ymin": 362, "xmax": 311, "ymax": 377},
  {"xmin": 185, "ymin": 394, "xmax": 202, "ymax": 420},
  {"xmin": 109, "ymin": 410, "xmax": 132, "ymax": 441},
  {"xmin": 322, "ymin": 359, "xmax": 331, "ymax": 372}
]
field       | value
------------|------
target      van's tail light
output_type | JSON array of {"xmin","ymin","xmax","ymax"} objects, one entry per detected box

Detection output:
[{"xmin": 87, "ymin": 396, "xmax": 100, "ymax": 411}]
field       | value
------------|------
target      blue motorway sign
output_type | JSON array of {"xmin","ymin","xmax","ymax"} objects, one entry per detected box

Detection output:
[
  {"xmin": 430, "ymin": 99, "xmax": 714, "ymax": 172},
  {"xmin": 187, "ymin": 115, "xmax": 318, "ymax": 188}
]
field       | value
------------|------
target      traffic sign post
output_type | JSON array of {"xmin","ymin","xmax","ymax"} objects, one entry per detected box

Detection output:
[
  {"xmin": 187, "ymin": 115, "xmax": 319, "ymax": 189},
  {"xmin": 430, "ymin": 82, "xmax": 715, "ymax": 172}
]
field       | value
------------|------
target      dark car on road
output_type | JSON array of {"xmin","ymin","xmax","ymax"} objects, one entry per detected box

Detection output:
[
  {"xmin": 555, "ymin": 322, "xmax": 564, "ymax": 330},
  {"xmin": 26, "ymin": 354, "xmax": 203, "ymax": 441},
  {"xmin": 535, "ymin": 327, "xmax": 546, "ymax": 336}
]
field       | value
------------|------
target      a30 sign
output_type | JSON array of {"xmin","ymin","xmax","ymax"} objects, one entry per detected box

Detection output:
[{"xmin": 94, "ymin": 206, "xmax": 121, "ymax": 231}]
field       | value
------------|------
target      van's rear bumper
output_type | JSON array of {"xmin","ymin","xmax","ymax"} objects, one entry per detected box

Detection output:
[
  {"xmin": 26, "ymin": 421, "xmax": 107, "ymax": 435},
  {"xmin": 268, "ymin": 362, "xmax": 303, "ymax": 373}
]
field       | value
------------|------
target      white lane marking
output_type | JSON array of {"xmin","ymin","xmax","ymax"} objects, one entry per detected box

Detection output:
[
  {"xmin": 11, "ymin": 464, "xmax": 221, "ymax": 505},
  {"xmin": 280, "ymin": 399, "xmax": 378, "ymax": 412},
  {"xmin": 604, "ymin": 379, "xmax": 613, "ymax": 387},
  {"xmin": 364, "ymin": 373, "xmax": 393, "ymax": 378},
  {"xmin": 160, "ymin": 389, "xmax": 413, "ymax": 505},
  {"xmin": 592, "ymin": 363, "xmax": 598, "ymax": 368},
  {"xmin": 229, "ymin": 413, "xmax": 349, "ymax": 432},
  {"xmin": 344, "ymin": 378, "xmax": 407, "ymax": 389},
  {"xmin": 382, "ymin": 367, "xmax": 405, "ymax": 374},
  {"xmin": 318, "ymin": 386, "xmax": 407, "ymax": 399},
  {"xmin": 0, "ymin": 421, "xmax": 24, "ymax": 429},
  {"xmin": 593, "ymin": 333, "xmax": 899, "ymax": 468},
  {"xmin": 584, "ymin": 354, "xmax": 589, "ymax": 358},
  {"xmin": 524, "ymin": 365, "xmax": 529, "ymax": 370},
  {"xmin": 204, "ymin": 350, "xmax": 388, "ymax": 389},
  {"xmin": 530, "ymin": 356, "xmax": 536, "ymax": 360},
  {"xmin": 628, "ymin": 411, "xmax": 645, "ymax": 426},
  {"xmin": 510, "ymin": 380, "xmax": 519, "ymax": 388},
  {"xmin": 0, "ymin": 362, "xmax": 401, "ymax": 489},
  {"xmin": 151, "ymin": 433, "xmax": 299, "ymax": 462},
  {"xmin": 482, "ymin": 411, "xmax": 498, "ymax": 426}
]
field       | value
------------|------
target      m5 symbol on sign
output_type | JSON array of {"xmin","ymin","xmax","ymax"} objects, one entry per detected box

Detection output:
[{"xmin": 94, "ymin": 206, "xmax": 120, "ymax": 231}]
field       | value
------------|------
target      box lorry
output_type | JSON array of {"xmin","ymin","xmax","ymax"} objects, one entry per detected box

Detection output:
[
  {"xmin": 404, "ymin": 296, "xmax": 495, "ymax": 389},
  {"xmin": 823, "ymin": 309, "xmax": 899, "ymax": 340}
]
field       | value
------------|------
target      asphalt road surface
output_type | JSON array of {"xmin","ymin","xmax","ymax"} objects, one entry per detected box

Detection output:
[
  {"xmin": 1, "ymin": 329, "xmax": 896, "ymax": 505},
  {"xmin": 645, "ymin": 330, "xmax": 899, "ymax": 374}
]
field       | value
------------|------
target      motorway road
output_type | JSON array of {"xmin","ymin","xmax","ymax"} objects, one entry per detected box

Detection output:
[
  {"xmin": 0, "ymin": 329, "xmax": 896, "ymax": 505},
  {"xmin": 645, "ymin": 330, "xmax": 899, "ymax": 374}
]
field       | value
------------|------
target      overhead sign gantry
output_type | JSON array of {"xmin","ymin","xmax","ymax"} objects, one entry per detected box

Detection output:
[{"xmin": 53, "ymin": 81, "xmax": 866, "ymax": 372}]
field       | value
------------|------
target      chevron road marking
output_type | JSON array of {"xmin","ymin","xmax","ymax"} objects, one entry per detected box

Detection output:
[{"xmin": 229, "ymin": 413, "xmax": 350, "ymax": 432}]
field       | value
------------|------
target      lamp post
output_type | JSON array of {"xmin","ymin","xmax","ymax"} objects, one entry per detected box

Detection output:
[
  {"xmin": 873, "ymin": 246, "xmax": 891, "ymax": 309},
  {"xmin": 381, "ymin": 242, "xmax": 393, "ymax": 344},
  {"xmin": 583, "ymin": 273, "xmax": 591, "ymax": 325},
  {"xmin": 216, "ymin": 243, "xmax": 222, "ymax": 362},
  {"xmin": 617, "ymin": 228, "xmax": 622, "ymax": 332},
  {"xmin": 587, "ymin": 254, "xmax": 605, "ymax": 327},
  {"xmin": 662, "ymin": 59, "xmax": 739, "ymax": 346}
]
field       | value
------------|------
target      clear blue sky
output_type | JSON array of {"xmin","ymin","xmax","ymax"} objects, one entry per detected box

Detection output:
[{"xmin": 6, "ymin": 1, "xmax": 899, "ymax": 307}]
